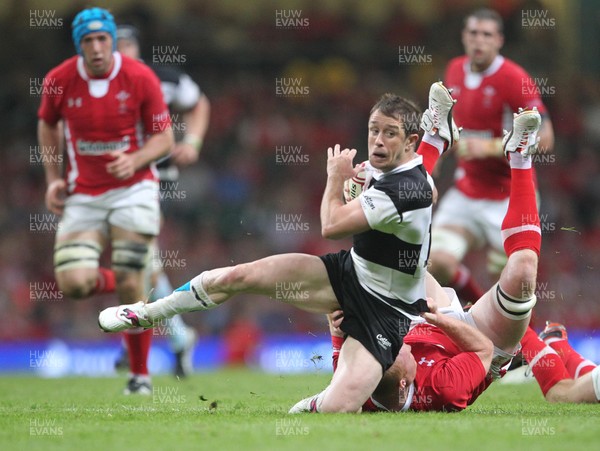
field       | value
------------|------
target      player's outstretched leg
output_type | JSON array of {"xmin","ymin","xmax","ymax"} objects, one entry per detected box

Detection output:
[
  {"xmin": 469, "ymin": 108, "xmax": 542, "ymax": 355},
  {"xmin": 99, "ymin": 254, "xmax": 338, "ymax": 332}
]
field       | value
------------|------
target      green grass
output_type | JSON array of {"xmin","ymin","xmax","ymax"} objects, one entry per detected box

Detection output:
[{"xmin": 0, "ymin": 370, "xmax": 598, "ymax": 451}]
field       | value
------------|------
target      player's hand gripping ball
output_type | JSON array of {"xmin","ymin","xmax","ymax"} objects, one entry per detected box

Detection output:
[{"xmin": 343, "ymin": 161, "xmax": 369, "ymax": 203}]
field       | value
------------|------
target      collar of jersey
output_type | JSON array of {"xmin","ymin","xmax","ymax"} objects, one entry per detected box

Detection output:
[
  {"xmin": 400, "ymin": 382, "xmax": 415, "ymax": 411},
  {"xmin": 372, "ymin": 155, "xmax": 423, "ymax": 181},
  {"xmin": 463, "ymin": 54, "xmax": 504, "ymax": 78},
  {"xmin": 77, "ymin": 51, "xmax": 122, "ymax": 81},
  {"xmin": 389, "ymin": 154, "xmax": 423, "ymax": 174}
]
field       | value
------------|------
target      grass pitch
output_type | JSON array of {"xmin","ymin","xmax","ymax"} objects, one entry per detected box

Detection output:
[{"xmin": 0, "ymin": 369, "xmax": 598, "ymax": 451}]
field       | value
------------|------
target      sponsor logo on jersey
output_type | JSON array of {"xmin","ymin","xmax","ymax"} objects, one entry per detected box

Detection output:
[
  {"xmin": 362, "ymin": 195, "xmax": 375, "ymax": 210},
  {"xmin": 67, "ymin": 97, "xmax": 83, "ymax": 108},
  {"xmin": 418, "ymin": 357, "xmax": 435, "ymax": 367},
  {"xmin": 76, "ymin": 136, "xmax": 131, "ymax": 155},
  {"xmin": 376, "ymin": 334, "xmax": 392, "ymax": 350}
]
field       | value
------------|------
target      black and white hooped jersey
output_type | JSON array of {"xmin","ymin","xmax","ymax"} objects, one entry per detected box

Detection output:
[
  {"xmin": 152, "ymin": 66, "xmax": 202, "ymax": 181},
  {"xmin": 152, "ymin": 66, "xmax": 202, "ymax": 112},
  {"xmin": 352, "ymin": 155, "xmax": 434, "ymax": 317}
]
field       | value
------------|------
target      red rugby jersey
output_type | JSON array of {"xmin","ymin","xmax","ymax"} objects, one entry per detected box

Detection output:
[
  {"xmin": 38, "ymin": 52, "xmax": 171, "ymax": 195},
  {"xmin": 404, "ymin": 323, "xmax": 491, "ymax": 412},
  {"xmin": 444, "ymin": 55, "xmax": 546, "ymax": 199}
]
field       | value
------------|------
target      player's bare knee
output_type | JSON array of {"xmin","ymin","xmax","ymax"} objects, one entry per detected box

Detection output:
[
  {"xmin": 504, "ymin": 250, "xmax": 538, "ymax": 297},
  {"xmin": 216, "ymin": 264, "xmax": 254, "ymax": 293},
  {"xmin": 56, "ymin": 273, "xmax": 96, "ymax": 299}
]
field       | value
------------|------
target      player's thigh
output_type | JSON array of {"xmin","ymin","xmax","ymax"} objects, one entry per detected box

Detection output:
[
  {"xmin": 432, "ymin": 188, "xmax": 486, "ymax": 257},
  {"xmin": 240, "ymin": 253, "xmax": 339, "ymax": 313},
  {"xmin": 322, "ymin": 336, "xmax": 383, "ymax": 412},
  {"xmin": 108, "ymin": 181, "xmax": 161, "ymax": 237},
  {"xmin": 469, "ymin": 288, "xmax": 525, "ymax": 353}
]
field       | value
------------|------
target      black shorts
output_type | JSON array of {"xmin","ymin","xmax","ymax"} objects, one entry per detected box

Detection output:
[{"xmin": 320, "ymin": 250, "xmax": 428, "ymax": 372}]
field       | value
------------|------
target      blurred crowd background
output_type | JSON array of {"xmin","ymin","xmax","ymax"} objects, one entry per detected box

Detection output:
[{"xmin": 1, "ymin": 0, "xmax": 599, "ymax": 350}]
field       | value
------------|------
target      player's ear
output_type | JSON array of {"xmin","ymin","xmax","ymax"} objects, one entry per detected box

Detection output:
[
  {"xmin": 399, "ymin": 378, "xmax": 407, "ymax": 390},
  {"xmin": 406, "ymin": 133, "xmax": 419, "ymax": 152}
]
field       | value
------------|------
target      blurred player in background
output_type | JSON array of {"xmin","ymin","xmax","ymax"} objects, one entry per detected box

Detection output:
[
  {"xmin": 99, "ymin": 83, "xmax": 461, "ymax": 412},
  {"xmin": 429, "ymin": 8, "xmax": 554, "ymax": 304},
  {"xmin": 116, "ymin": 24, "xmax": 211, "ymax": 378},
  {"xmin": 37, "ymin": 7, "xmax": 173, "ymax": 394}
]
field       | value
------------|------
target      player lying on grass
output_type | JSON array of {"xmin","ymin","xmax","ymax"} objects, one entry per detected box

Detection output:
[
  {"xmin": 291, "ymin": 106, "xmax": 553, "ymax": 412},
  {"xmin": 99, "ymin": 82, "xmax": 460, "ymax": 412},
  {"xmin": 518, "ymin": 322, "xmax": 599, "ymax": 404}
]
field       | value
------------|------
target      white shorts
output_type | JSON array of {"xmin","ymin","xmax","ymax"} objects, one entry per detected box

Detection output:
[
  {"xmin": 432, "ymin": 187, "xmax": 508, "ymax": 252},
  {"xmin": 57, "ymin": 180, "xmax": 160, "ymax": 238}
]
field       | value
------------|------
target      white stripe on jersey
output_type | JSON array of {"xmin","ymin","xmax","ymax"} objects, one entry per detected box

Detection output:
[
  {"xmin": 64, "ymin": 120, "xmax": 79, "ymax": 193},
  {"xmin": 135, "ymin": 121, "xmax": 159, "ymax": 179}
]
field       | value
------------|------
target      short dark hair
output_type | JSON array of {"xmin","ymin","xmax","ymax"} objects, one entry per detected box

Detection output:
[
  {"xmin": 370, "ymin": 93, "xmax": 422, "ymax": 137},
  {"xmin": 464, "ymin": 8, "xmax": 504, "ymax": 34}
]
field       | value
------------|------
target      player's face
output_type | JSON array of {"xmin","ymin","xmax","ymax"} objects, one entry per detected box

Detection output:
[
  {"xmin": 80, "ymin": 32, "xmax": 114, "ymax": 76},
  {"xmin": 368, "ymin": 110, "xmax": 418, "ymax": 173},
  {"xmin": 117, "ymin": 38, "xmax": 140, "ymax": 59},
  {"xmin": 462, "ymin": 18, "xmax": 504, "ymax": 71}
]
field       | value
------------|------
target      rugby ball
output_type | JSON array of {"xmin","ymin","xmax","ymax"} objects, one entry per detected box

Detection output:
[{"xmin": 343, "ymin": 162, "xmax": 368, "ymax": 203}]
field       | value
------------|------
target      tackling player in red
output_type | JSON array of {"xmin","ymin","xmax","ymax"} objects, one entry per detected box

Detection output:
[{"xmin": 37, "ymin": 7, "xmax": 173, "ymax": 394}]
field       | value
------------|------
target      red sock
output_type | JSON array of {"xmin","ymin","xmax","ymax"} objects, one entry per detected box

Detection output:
[
  {"xmin": 547, "ymin": 339, "xmax": 597, "ymax": 378},
  {"xmin": 94, "ymin": 268, "xmax": 116, "ymax": 294},
  {"xmin": 331, "ymin": 335, "xmax": 344, "ymax": 373},
  {"xmin": 501, "ymin": 166, "xmax": 541, "ymax": 256},
  {"xmin": 520, "ymin": 326, "xmax": 570, "ymax": 396},
  {"xmin": 124, "ymin": 329, "xmax": 152, "ymax": 376},
  {"xmin": 451, "ymin": 264, "xmax": 484, "ymax": 304},
  {"xmin": 417, "ymin": 135, "xmax": 445, "ymax": 175}
]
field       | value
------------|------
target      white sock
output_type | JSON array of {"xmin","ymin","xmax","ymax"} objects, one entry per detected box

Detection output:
[
  {"xmin": 509, "ymin": 151, "xmax": 532, "ymax": 170},
  {"xmin": 146, "ymin": 272, "xmax": 216, "ymax": 321}
]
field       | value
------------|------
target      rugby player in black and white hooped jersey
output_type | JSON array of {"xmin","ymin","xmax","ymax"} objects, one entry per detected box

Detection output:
[
  {"xmin": 99, "ymin": 84, "xmax": 459, "ymax": 412},
  {"xmin": 116, "ymin": 25, "xmax": 211, "ymax": 377}
]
